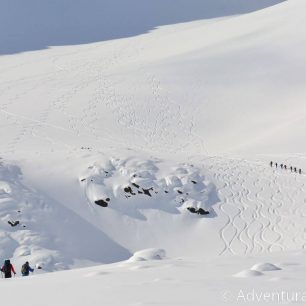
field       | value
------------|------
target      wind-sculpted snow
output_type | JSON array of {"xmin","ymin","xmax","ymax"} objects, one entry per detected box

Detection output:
[
  {"xmin": 0, "ymin": 161, "xmax": 130, "ymax": 272},
  {"xmin": 81, "ymin": 157, "xmax": 218, "ymax": 220},
  {"xmin": 128, "ymin": 248, "xmax": 166, "ymax": 262}
]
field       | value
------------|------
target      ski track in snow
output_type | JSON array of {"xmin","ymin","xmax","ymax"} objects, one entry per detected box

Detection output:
[
  {"xmin": 203, "ymin": 157, "xmax": 306, "ymax": 256},
  {"xmin": 0, "ymin": 32, "xmax": 207, "ymax": 157}
]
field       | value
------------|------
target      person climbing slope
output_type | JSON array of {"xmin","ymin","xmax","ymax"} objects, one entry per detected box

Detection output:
[
  {"xmin": 1, "ymin": 259, "xmax": 16, "ymax": 278},
  {"xmin": 21, "ymin": 261, "xmax": 34, "ymax": 276}
]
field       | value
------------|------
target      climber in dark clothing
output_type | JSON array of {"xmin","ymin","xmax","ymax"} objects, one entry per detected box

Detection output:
[
  {"xmin": 1, "ymin": 259, "xmax": 16, "ymax": 278},
  {"xmin": 21, "ymin": 261, "xmax": 34, "ymax": 276},
  {"xmin": 270, "ymin": 161, "xmax": 273, "ymax": 167}
]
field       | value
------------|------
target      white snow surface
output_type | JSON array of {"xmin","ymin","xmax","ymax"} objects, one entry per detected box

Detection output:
[{"xmin": 1, "ymin": 0, "xmax": 306, "ymax": 305}]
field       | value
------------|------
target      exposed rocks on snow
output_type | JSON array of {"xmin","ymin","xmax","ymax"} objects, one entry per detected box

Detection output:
[
  {"xmin": 124, "ymin": 186, "xmax": 136, "ymax": 195},
  {"xmin": 132, "ymin": 183, "xmax": 140, "ymax": 189},
  {"xmin": 94, "ymin": 199, "xmax": 109, "ymax": 207},
  {"xmin": 35, "ymin": 264, "xmax": 43, "ymax": 270},
  {"xmin": 82, "ymin": 158, "xmax": 218, "ymax": 219},
  {"xmin": 123, "ymin": 185, "xmax": 154, "ymax": 197},
  {"xmin": 142, "ymin": 188, "xmax": 153, "ymax": 197},
  {"xmin": 8, "ymin": 220, "xmax": 20, "ymax": 227},
  {"xmin": 187, "ymin": 207, "xmax": 209, "ymax": 215},
  {"xmin": 187, "ymin": 207, "xmax": 196, "ymax": 213}
]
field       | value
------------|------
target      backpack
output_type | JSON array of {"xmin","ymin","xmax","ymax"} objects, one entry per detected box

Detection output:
[
  {"xmin": 3, "ymin": 260, "xmax": 11, "ymax": 274},
  {"xmin": 21, "ymin": 263, "xmax": 28, "ymax": 275}
]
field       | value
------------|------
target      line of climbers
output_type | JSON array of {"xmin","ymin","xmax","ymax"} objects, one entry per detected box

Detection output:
[
  {"xmin": 270, "ymin": 161, "xmax": 302, "ymax": 174},
  {"xmin": 1, "ymin": 259, "xmax": 34, "ymax": 279}
]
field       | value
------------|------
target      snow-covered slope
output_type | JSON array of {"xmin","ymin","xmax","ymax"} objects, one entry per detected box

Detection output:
[
  {"xmin": 1, "ymin": 0, "xmax": 306, "ymax": 305},
  {"xmin": 3, "ymin": 249, "xmax": 306, "ymax": 306},
  {"xmin": 1, "ymin": 153, "xmax": 306, "ymax": 273},
  {"xmin": 0, "ymin": 0, "xmax": 283, "ymax": 55},
  {"xmin": 1, "ymin": 0, "xmax": 304, "ymax": 157}
]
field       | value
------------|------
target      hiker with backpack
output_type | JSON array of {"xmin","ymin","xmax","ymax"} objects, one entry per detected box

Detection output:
[
  {"xmin": 1, "ymin": 259, "xmax": 16, "ymax": 278},
  {"xmin": 21, "ymin": 261, "xmax": 34, "ymax": 276}
]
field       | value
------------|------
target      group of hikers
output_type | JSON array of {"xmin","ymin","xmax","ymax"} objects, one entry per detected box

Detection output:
[
  {"xmin": 270, "ymin": 161, "xmax": 302, "ymax": 174},
  {"xmin": 1, "ymin": 259, "xmax": 34, "ymax": 278}
]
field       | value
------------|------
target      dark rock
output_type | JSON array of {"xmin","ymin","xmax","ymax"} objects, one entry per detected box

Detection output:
[
  {"xmin": 94, "ymin": 199, "xmax": 108, "ymax": 207},
  {"xmin": 187, "ymin": 207, "xmax": 197, "ymax": 213},
  {"xmin": 124, "ymin": 186, "xmax": 136, "ymax": 195},
  {"xmin": 80, "ymin": 178, "xmax": 86, "ymax": 182},
  {"xmin": 142, "ymin": 188, "xmax": 153, "ymax": 197},
  {"xmin": 132, "ymin": 183, "xmax": 140, "ymax": 189},
  {"xmin": 177, "ymin": 190, "xmax": 183, "ymax": 194},
  {"xmin": 105, "ymin": 198, "xmax": 110, "ymax": 202},
  {"xmin": 191, "ymin": 180, "xmax": 197, "ymax": 184},
  {"xmin": 164, "ymin": 191, "xmax": 169, "ymax": 194},
  {"xmin": 138, "ymin": 191, "xmax": 143, "ymax": 194},
  {"xmin": 8, "ymin": 220, "xmax": 20, "ymax": 227},
  {"xmin": 187, "ymin": 207, "xmax": 209, "ymax": 215},
  {"xmin": 197, "ymin": 208, "xmax": 209, "ymax": 215}
]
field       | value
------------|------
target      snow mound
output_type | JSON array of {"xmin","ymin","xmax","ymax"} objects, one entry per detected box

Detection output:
[
  {"xmin": 128, "ymin": 249, "xmax": 166, "ymax": 262},
  {"xmin": 251, "ymin": 263, "xmax": 281, "ymax": 272},
  {"xmin": 234, "ymin": 269, "xmax": 264, "ymax": 278}
]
